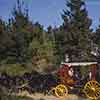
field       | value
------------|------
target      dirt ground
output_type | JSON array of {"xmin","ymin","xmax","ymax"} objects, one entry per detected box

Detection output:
[{"xmin": 14, "ymin": 91, "xmax": 89, "ymax": 100}]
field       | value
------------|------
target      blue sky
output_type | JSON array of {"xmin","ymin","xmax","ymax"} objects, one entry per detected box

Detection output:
[{"xmin": 0, "ymin": 0, "xmax": 100, "ymax": 30}]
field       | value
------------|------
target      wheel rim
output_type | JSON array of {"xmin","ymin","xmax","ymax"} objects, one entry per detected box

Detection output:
[
  {"xmin": 55, "ymin": 84, "xmax": 68, "ymax": 98},
  {"xmin": 84, "ymin": 80, "xmax": 100, "ymax": 100},
  {"xmin": 50, "ymin": 88, "xmax": 56, "ymax": 95}
]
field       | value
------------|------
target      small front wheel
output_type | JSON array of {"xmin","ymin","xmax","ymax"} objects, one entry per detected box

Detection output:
[{"xmin": 54, "ymin": 84, "xmax": 68, "ymax": 98}]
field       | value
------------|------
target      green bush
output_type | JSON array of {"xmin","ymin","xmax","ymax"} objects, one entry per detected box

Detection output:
[{"xmin": 0, "ymin": 63, "xmax": 34, "ymax": 76}]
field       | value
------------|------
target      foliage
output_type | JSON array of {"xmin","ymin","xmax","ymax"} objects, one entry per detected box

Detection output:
[
  {"xmin": 0, "ymin": 0, "xmax": 100, "ymax": 75},
  {"xmin": 0, "ymin": 0, "xmax": 58, "ymax": 73},
  {"xmin": 55, "ymin": 0, "xmax": 92, "ymax": 62},
  {"xmin": 28, "ymin": 37, "xmax": 57, "ymax": 72},
  {"xmin": 0, "ymin": 63, "xmax": 33, "ymax": 76}
]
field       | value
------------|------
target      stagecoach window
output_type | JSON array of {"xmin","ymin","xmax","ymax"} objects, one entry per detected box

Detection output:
[{"xmin": 80, "ymin": 65, "xmax": 90, "ymax": 78}]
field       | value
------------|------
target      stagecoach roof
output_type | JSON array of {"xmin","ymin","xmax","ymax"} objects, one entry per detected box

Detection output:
[{"xmin": 61, "ymin": 62, "xmax": 97, "ymax": 66}]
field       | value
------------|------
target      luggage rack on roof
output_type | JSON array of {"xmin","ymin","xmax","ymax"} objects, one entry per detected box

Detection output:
[{"xmin": 61, "ymin": 62, "xmax": 97, "ymax": 66}]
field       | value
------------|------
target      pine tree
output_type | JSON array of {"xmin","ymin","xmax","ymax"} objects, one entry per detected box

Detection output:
[
  {"xmin": 93, "ymin": 25, "xmax": 100, "ymax": 60},
  {"xmin": 7, "ymin": 0, "xmax": 33, "ymax": 63},
  {"xmin": 0, "ymin": 18, "xmax": 14, "ymax": 63},
  {"xmin": 57, "ymin": 0, "xmax": 92, "ymax": 62}
]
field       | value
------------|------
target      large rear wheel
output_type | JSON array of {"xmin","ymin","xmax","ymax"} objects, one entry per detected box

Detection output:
[{"xmin": 84, "ymin": 80, "xmax": 100, "ymax": 100}]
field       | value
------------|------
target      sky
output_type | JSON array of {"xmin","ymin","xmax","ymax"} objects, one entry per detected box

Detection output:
[{"xmin": 0, "ymin": 0, "xmax": 100, "ymax": 30}]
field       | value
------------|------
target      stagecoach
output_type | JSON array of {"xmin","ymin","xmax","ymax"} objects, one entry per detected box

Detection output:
[{"xmin": 51, "ymin": 62, "xmax": 100, "ymax": 100}]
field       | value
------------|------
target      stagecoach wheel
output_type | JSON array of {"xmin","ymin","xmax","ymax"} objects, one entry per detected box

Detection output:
[
  {"xmin": 84, "ymin": 80, "xmax": 100, "ymax": 100},
  {"xmin": 55, "ymin": 84, "xmax": 68, "ymax": 98},
  {"xmin": 49, "ymin": 88, "xmax": 56, "ymax": 95}
]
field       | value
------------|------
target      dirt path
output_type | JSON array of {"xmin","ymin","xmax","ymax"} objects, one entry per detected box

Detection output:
[{"xmin": 13, "ymin": 91, "xmax": 89, "ymax": 100}]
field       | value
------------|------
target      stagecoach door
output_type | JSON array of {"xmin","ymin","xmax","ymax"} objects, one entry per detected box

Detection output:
[{"xmin": 91, "ymin": 64, "xmax": 96, "ymax": 80}]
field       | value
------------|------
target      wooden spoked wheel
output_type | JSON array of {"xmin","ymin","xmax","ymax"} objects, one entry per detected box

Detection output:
[
  {"xmin": 49, "ymin": 87, "xmax": 56, "ymax": 95},
  {"xmin": 54, "ymin": 84, "xmax": 68, "ymax": 98},
  {"xmin": 84, "ymin": 80, "xmax": 100, "ymax": 100}
]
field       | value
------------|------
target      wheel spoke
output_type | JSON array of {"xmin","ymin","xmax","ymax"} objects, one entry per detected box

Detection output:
[
  {"xmin": 84, "ymin": 81, "xmax": 100, "ymax": 100},
  {"xmin": 55, "ymin": 84, "xmax": 68, "ymax": 98},
  {"xmin": 96, "ymin": 84, "xmax": 100, "ymax": 89}
]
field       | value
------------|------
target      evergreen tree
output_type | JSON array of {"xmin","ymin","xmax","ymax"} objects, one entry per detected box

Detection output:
[
  {"xmin": 56, "ymin": 0, "xmax": 92, "ymax": 62},
  {"xmin": 8, "ymin": 0, "xmax": 34, "ymax": 63},
  {"xmin": 0, "ymin": 18, "xmax": 14, "ymax": 63},
  {"xmin": 93, "ymin": 24, "xmax": 100, "ymax": 61},
  {"xmin": 92, "ymin": 24, "xmax": 100, "ymax": 81}
]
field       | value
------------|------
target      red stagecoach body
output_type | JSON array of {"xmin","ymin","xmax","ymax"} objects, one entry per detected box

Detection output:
[{"xmin": 57, "ymin": 62, "xmax": 97, "ymax": 86}]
